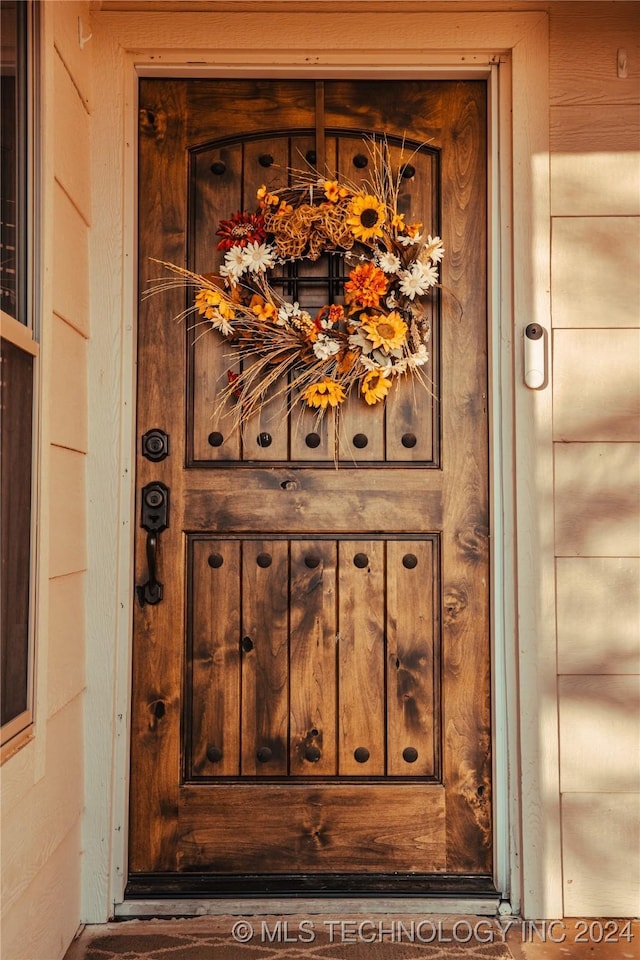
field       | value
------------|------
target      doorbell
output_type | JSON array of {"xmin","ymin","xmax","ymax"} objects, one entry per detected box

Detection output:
[{"xmin": 524, "ymin": 323, "xmax": 546, "ymax": 389}]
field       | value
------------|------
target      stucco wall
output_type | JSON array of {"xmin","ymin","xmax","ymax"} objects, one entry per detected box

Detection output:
[
  {"xmin": 0, "ymin": 3, "xmax": 91, "ymax": 958},
  {"xmin": 549, "ymin": 5, "xmax": 640, "ymax": 916}
]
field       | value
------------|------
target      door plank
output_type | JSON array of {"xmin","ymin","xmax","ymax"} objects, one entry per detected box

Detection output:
[
  {"xmin": 184, "ymin": 473, "xmax": 444, "ymax": 534},
  {"xmin": 189, "ymin": 539, "xmax": 241, "ymax": 777},
  {"xmin": 131, "ymin": 79, "xmax": 190, "ymax": 872},
  {"xmin": 241, "ymin": 540, "xmax": 289, "ymax": 775},
  {"xmin": 439, "ymin": 83, "xmax": 491, "ymax": 873},
  {"xmin": 289, "ymin": 540, "xmax": 338, "ymax": 776},
  {"xmin": 178, "ymin": 784, "xmax": 447, "ymax": 873},
  {"xmin": 191, "ymin": 143, "xmax": 242, "ymax": 462},
  {"xmin": 386, "ymin": 539, "xmax": 438, "ymax": 777},
  {"xmin": 338, "ymin": 540, "xmax": 385, "ymax": 776}
]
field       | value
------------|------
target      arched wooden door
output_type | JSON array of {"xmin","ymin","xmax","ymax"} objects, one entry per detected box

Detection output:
[{"xmin": 129, "ymin": 78, "xmax": 491, "ymax": 896}]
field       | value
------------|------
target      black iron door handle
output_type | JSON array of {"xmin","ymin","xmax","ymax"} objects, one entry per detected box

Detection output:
[{"xmin": 136, "ymin": 482, "xmax": 169, "ymax": 606}]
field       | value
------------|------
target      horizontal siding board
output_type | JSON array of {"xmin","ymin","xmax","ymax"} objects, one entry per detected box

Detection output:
[
  {"xmin": 54, "ymin": 52, "xmax": 91, "ymax": 223},
  {"xmin": 0, "ymin": 737, "xmax": 36, "ymax": 816},
  {"xmin": 562, "ymin": 793, "xmax": 640, "ymax": 916},
  {"xmin": 555, "ymin": 442, "xmax": 640, "ymax": 557},
  {"xmin": 551, "ymin": 103, "xmax": 640, "ymax": 153},
  {"xmin": 0, "ymin": 821, "xmax": 82, "ymax": 960},
  {"xmin": 53, "ymin": 186, "xmax": 90, "ymax": 336},
  {"xmin": 550, "ymin": 9, "xmax": 640, "ymax": 106},
  {"xmin": 551, "ymin": 151, "xmax": 640, "ymax": 217},
  {"xmin": 50, "ymin": 314, "xmax": 88, "ymax": 452},
  {"xmin": 559, "ymin": 675, "xmax": 640, "ymax": 793},
  {"xmin": 49, "ymin": 445, "xmax": 87, "ymax": 578},
  {"xmin": 557, "ymin": 558, "xmax": 640, "ymax": 675},
  {"xmin": 552, "ymin": 216, "xmax": 640, "ymax": 329},
  {"xmin": 0, "ymin": 697, "xmax": 84, "ymax": 915},
  {"xmin": 48, "ymin": 572, "xmax": 86, "ymax": 719},
  {"xmin": 53, "ymin": 0, "xmax": 93, "ymax": 111},
  {"xmin": 551, "ymin": 104, "xmax": 640, "ymax": 216},
  {"xmin": 553, "ymin": 329, "xmax": 640, "ymax": 441}
]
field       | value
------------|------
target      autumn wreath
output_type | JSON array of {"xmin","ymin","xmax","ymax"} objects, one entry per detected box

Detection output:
[{"xmin": 149, "ymin": 140, "xmax": 443, "ymax": 423}]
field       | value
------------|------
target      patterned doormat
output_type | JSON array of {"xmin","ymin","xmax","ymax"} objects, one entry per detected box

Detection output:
[{"xmin": 64, "ymin": 916, "xmax": 516, "ymax": 960}]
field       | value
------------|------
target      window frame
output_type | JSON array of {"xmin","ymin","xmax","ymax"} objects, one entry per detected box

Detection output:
[{"xmin": 1, "ymin": 0, "xmax": 41, "ymax": 759}]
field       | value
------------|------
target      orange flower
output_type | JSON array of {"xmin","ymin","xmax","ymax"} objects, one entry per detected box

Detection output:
[
  {"xmin": 257, "ymin": 184, "xmax": 279, "ymax": 207},
  {"xmin": 195, "ymin": 288, "xmax": 235, "ymax": 320},
  {"xmin": 337, "ymin": 350, "xmax": 358, "ymax": 374},
  {"xmin": 344, "ymin": 263, "xmax": 389, "ymax": 308},
  {"xmin": 249, "ymin": 295, "xmax": 278, "ymax": 322},
  {"xmin": 315, "ymin": 304, "xmax": 346, "ymax": 330},
  {"xmin": 323, "ymin": 180, "xmax": 349, "ymax": 202}
]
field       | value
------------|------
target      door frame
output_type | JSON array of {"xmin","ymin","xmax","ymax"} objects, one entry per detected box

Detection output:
[{"xmin": 85, "ymin": 8, "xmax": 559, "ymax": 922}]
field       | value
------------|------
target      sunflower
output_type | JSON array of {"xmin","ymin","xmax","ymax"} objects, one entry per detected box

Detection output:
[
  {"xmin": 216, "ymin": 211, "xmax": 266, "ymax": 251},
  {"xmin": 346, "ymin": 193, "xmax": 386, "ymax": 241},
  {"xmin": 360, "ymin": 310, "xmax": 408, "ymax": 353},
  {"xmin": 344, "ymin": 262, "xmax": 389, "ymax": 308},
  {"xmin": 361, "ymin": 369, "xmax": 392, "ymax": 405},
  {"xmin": 301, "ymin": 377, "xmax": 347, "ymax": 410}
]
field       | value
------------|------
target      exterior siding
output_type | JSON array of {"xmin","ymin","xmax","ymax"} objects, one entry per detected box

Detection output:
[
  {"xmin": 0, "ymin": 2, "xmax": 91, "ymax": 958},
  {"xmin": 550, "ymin": 3, "xmax": 640, "ymax": 917}
]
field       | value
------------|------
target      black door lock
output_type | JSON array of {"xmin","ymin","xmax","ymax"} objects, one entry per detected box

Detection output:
[
  {"xmin": 141, "ymin": 428, "xmax": 169, "ymax": 462},
  {"xmin": 136, "ymin": 482, "xmax": 169, "ymax": 606}
]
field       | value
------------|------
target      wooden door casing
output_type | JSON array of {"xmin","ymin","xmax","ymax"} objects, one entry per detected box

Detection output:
[{"xmin": 131, "ymin": 79, "xmax": 490, "ymax": 894}]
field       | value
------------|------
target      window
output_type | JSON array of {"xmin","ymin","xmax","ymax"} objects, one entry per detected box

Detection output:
[{"xmin": 1, "ymin": 0, "xmax": 39, "ymax": 753}]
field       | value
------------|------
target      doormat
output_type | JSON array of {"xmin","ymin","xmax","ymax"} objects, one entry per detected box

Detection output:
[{"xmin": 64, "ymin": 916, "xmax": 516, "ymax": 960}]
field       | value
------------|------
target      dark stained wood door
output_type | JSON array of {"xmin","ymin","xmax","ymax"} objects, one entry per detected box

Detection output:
[{"xmin": 130, "ymin": 79, "xmax": 491, "ymax": 896}]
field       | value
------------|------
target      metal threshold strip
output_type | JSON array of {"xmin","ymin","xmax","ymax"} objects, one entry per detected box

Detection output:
[
  {"xmin": 116, "ymin": 873, "xmax": 502, "ymax": 918},
  {"xmin": 115, "ymin": 897, "xmax": 502, "ymax": 919}
]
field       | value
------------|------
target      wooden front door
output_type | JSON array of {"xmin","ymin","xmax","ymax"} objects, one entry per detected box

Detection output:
[{"xmin": 129, "ymin": 79, "xmax": 491, "ymax": 896}]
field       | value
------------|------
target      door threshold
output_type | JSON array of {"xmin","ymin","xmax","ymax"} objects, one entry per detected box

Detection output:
[{"xmin": 115, "ymin": 895, "xmax": 502, "ymax": 919}]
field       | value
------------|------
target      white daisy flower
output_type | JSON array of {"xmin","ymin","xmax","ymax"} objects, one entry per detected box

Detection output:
[
  {"xmin": 389, "ymin": 358, "xmax": 409, "ymax": 376},
  {"xmin": 419, "ymin": 260, "xmax": 439, "ymax": 287},
  {"xmin": 358, "ymin": 353, "xmax": 379, "ymax": 372},
  {"xmin": 375, "ymin": 250, "xmax": 401, "ymax": 274},
  {"xmin": 422, "ymin": 235, "xmax": 445, "ymax": 263},
  {"xmin": 210, "ymin": 316, "xmax": 234, "ymax": 336},
  {"xmin": 399, "ymin": 262, "xmax": 438, "ymax": 300},
  {"xmin": 313, "ymin": 335, "xmax": 340, "ymax": 361},
  {"xmin": 241, "ymin": 241, "xmax": 277, "ymax": 274},
  {"xmin": 398, "ymin": 265, "xmax": 430, "ymax": 300},
  {"xmin": 398, "ymin": 230, "xmax": 423, "ymax": 247},
  {"xmin": 407, "ymin": 344, "xmax": 430, "ymax": 368},
  {"xmin": 221, "ymin": 245, "xmax": 247, "ymax": 281}
]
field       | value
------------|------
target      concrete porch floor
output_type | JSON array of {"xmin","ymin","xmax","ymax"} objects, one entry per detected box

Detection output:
[{"xmin": 62, "ymin": 915, "xmax": 639, "ymax": 960}]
